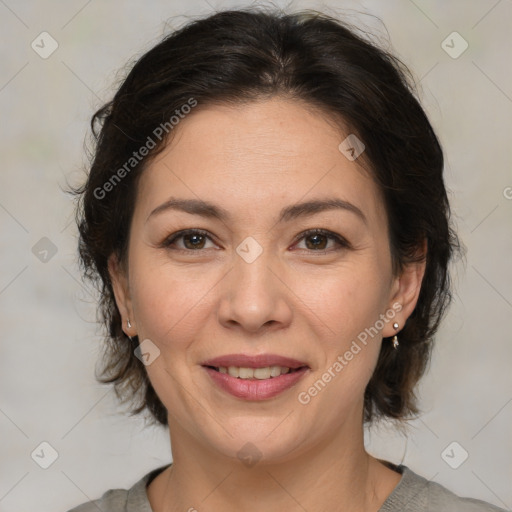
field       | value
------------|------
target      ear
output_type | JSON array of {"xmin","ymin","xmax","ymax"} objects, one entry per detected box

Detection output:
[
  {"xmin": 382, "ymin": 238, "xmax": 427, "ymax": 338},
  {"xmin": 108, "ymin": 253, "xmax": 136, "ymax": 337}
]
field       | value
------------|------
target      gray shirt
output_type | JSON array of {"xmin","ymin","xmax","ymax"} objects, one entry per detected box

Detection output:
[{"xmin": 66, "ymin": 463, "xmax": 508, "ymax": 512}]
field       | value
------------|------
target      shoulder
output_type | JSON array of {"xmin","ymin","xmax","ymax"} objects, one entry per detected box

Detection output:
[
  {"xmin": 65, "ymin": 488, "xmax": 128, "ymax": 512},
  {"xmin": 65, "ymin": 464, "xmax": 171, "ymax": 512},
  {"xmin": 424, "ymin": 476, "xmax": 508, "ymax": 512},
  {"xmin": 384, "ymin": 465, "xmax": 509, "ymax": 512}
]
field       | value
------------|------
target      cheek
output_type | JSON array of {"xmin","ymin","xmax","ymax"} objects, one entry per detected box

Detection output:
[
  {"xmin": 294, "ymin": 262, "xmax": 388, "ymax": 335},
  {"xmin": 298, "ymin": 271, "xmax": 386, "ymax": 414},
  {"xmin": 129, "ymin": 252, "xmax": 215, "ymax": 347},
  {"xmin": 292, "ymin": 263, "xmax": 388, "ymax": 396}
]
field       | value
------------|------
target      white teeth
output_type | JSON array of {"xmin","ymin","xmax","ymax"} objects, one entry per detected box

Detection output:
[
  {"xmin": 238, "ymin": 367, "xmax": 254, "ymax": 379},
  {"xmin": 227, "ymin": 366, "xmax": 239, "ymax": 378},
  {"xmin": 270, "ymin": 365, "xmax": 282, "ymax": 378},
  {"xmin": 217, "ymin": 366, "xmax": 296, "ymax": 379},
  {"xmin": 253, "ymin": 367, "xmax": 271, "ymax": 379}
]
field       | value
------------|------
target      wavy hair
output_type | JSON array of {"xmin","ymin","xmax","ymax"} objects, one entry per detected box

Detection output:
[{"xmin": 69, "ymin": 7, "xmax": 463, "ymax": 426}]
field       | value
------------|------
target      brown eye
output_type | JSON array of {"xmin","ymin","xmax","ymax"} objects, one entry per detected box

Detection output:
[
  {"xmin": 294, "ymin": 229, "xmax": 349, "ymax": 252},
  {"xmin": 304, "ymin": 233, "xmax": 329, "ymax": 250},
  {"xmin": 161, "ymin": 228, "xmax": 349, "ymax": 254},
  {"xmin": 162, "ymin": 229, "xmax": 215, "ymax": 251},
  {"xmin": 182, "ymin": 233, "xmax": 206, "ymax": 249}
]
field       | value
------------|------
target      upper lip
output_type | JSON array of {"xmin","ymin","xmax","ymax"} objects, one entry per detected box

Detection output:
[{"xmin": 201, "ymin": 354, "xmax": 309, "ymax": 369}]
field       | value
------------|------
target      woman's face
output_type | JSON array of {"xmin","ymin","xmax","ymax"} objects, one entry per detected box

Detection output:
[{"xmin": 110, "ymin": 97, "xmax": 424, "ymax": 464}]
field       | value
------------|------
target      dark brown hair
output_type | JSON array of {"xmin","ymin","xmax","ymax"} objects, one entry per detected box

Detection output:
[{"xmin": 69, "ymin": 7, "xmax": 463, "ymax": 426}]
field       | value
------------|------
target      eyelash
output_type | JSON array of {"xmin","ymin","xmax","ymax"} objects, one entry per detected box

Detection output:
[{"xmin": 161, "ymin": 228, "xmax": 350, "ymax": 254}]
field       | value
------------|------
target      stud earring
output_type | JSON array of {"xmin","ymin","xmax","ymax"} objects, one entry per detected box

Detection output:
[
  {"xmin": 125, "ymin": 319, "xmax": 136, "ymax": 343},
  {"xmin": 392, "ymin": 322, "xmax": 399, "ymax": 349}
]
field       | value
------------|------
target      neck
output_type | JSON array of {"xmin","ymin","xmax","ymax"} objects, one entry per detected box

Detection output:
[{"xmin": 148, "ymin": 417, "xmax": 401, "ymax": 512}]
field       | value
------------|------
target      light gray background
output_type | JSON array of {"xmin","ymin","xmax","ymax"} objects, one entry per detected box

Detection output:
[{"xmin": 1, "ymin": 1, "xmax": 511, "ymax": 511}]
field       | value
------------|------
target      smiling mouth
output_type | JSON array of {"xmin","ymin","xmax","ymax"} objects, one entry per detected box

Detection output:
[{"xmin": 204, "ymin": 365, "xmax": 308, "ymax": 380}]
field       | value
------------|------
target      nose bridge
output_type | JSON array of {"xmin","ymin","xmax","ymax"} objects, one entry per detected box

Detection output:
[
  {"xmin": 218, "ymin": 236, "xmax": 289, "ymax": 331},
  {"xmin": 235, "ymin": 239, "xmax": 275, "ymax": 291}
]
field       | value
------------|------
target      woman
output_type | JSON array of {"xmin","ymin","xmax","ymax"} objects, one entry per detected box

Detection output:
[{"xmin": 67, "ymin": 7, "xmax": 506, "ymax": 512}]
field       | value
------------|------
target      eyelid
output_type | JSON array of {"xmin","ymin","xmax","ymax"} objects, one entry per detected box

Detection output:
[
  {"xmin": 290, "ymin": 228, "xmax": 350, "ymax": 252},
  {"xmin": 161, "ymin": 228, "xmax": 215, "ymax": 250},
  {"xmin": 161, "ymin": 228, "xmax": 350, "ymax": 252}
]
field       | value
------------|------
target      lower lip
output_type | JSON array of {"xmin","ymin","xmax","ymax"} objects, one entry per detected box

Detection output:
[{"xmin": 203, "ymin": 366, "xmax": 309, "ymax": 400}]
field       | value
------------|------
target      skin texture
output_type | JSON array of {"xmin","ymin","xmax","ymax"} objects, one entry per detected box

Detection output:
[{"xmin": 109, "ymin": 97, "xmax": 426, "ymax": 512}]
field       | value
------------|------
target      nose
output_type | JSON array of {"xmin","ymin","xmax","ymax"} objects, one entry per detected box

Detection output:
[{"xmin": 217, "ymin": 247, "xmax": 293, "ymax": 334}]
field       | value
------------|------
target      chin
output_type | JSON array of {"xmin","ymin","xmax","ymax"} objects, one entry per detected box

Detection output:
[{"xmin": 203, "ymin": 421, "xmax": 309, "ymax": 467}]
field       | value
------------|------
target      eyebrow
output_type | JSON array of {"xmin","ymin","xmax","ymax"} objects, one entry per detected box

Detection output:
[{"xmin": 146, "ymin": 197, "xmax": 367, "ymax": 226}]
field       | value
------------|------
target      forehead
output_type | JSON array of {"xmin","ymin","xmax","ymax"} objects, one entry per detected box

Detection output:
[{"xmin": 136, "ymin": 97, "xmax": 386, "ymax": 228}]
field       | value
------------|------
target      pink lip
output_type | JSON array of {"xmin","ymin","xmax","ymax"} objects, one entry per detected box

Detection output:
[
  {"xmin": 203, "ymin": 366, "xmax": 310, "ymax": 400},
  {"xmin": 201, "ymin": 353, "xmax": 309, "ymax": 369}
]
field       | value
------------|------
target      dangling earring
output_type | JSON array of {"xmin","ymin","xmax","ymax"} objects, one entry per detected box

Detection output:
[{"xmin": 392, "ymin": 322, "xmax": 399, "ymax": 349}]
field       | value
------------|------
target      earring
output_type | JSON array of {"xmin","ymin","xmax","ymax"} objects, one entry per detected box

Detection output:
[
  {"xmin": 126, "ymin": 319, "xmax": 135, "ymax": 342},
  {"xmin": 392, "ymin": 322, "xmax": 399, "ymax": 349}
]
